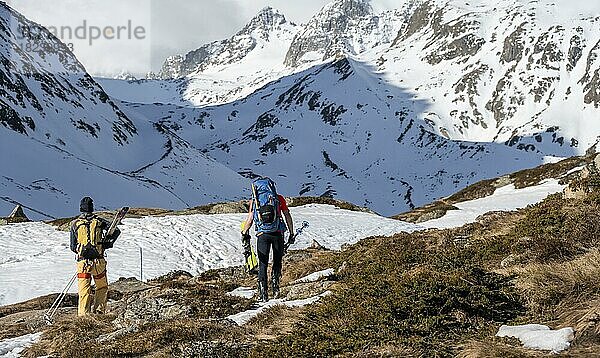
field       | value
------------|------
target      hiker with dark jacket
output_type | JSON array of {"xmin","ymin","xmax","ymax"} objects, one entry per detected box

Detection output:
[
  {"xmin": 70, "ymin": 197, "xmax": 120, "ymax": 316},
  {"xmin": 242, "ymin": 177, "xmax": 294, "ymax": 302}
]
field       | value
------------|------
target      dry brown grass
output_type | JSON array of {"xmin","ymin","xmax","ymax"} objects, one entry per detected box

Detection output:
[
  {"xmin": 506, "ymin": 250, "xmax": 600, "ymax": 318},
  {"xmin": 335, "ymin": 344, "xmax": 419, "ymax": 357},
  {"xmin": 280, "ymin": 250, "xmax": 336, "ymax": 286},
  {"xmin": 101, "ymin": 319, "xmax": 242, "ymax": 356},
  {"xmin": 0, "ymin": 293, "xmax": 77, "ymax": 319},
  {"xmin": 24, "ymin": 316, "xmax": 248, "ymax": 358},
  {"xmin": 459, "ymin": 340, "xmax": 543, "ymax": 358},
  {"xmin": 0, "ymin": 322, "xmax": 32, "ymax": 340},
  {"xmin": 247, "ymin": 305, "xmax": 304, "ymax": 340},
  {"xmin": 23, "ymin": 315, "xmax": 114, "ymax": 358},
  {"xmin": 392, "ymin": 200, "xmax": 459, "ymax": 223}
]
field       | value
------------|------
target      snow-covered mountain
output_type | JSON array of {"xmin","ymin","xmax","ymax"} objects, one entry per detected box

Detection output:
[
  {"xmin": 103, "ymin": 0, "xmax": 600, "ymax": 155},
  {"xmin": 378, "ymin": 0, "xmax": 600, "ymax": 155},
  {"xmin": 100, "ymin": 7, "xmax": 300, "ymax": 107},
  {"xmin": 0, "ymin": 2, "xmax": 247, "ymax": 219},
  {"xmin": 123, "ymin": 57, "xmax": 544, "ymax": 215},
  {"xmin": 283, "ymin": 0, "xmax": 407, "ymax": 67},
  {"xmin": 4, "ymin": 0, "xmax": 600, "ymax": 217},
  {"xmin": 155, "ymin": 6, "xmax": 293, "ymax": 80}
]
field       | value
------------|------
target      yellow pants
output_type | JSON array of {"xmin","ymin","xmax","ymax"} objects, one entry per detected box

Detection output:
[{"xmin": 77, "ymin": 259, "xmax": 108, "ymax": 316}]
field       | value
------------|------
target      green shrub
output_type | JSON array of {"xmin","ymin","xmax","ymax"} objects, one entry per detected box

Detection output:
[{"xmin": 252, "ymin": 235, "xmax": 523, "ymax": 357}]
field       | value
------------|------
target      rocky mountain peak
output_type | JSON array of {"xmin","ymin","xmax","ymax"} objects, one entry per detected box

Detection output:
[
  {"xmin": 317, "ymin": 0, "xmax": 373, "ymax": 21},
  {"xmin": 239, "ymin": 6, "xmax": 288, "ymax": 40},
  {"xmin": 284, "ymin": 0, "xmax": 385, "ymax": 67},
  {"xmin": 154, "ymin": 7, "xmax": 294, "ymax": 80}
]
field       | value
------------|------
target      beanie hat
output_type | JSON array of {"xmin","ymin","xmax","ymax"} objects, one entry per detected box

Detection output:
[{"xmin": 80, "ymin": 197, "xmax": 94, "ymax": 213}]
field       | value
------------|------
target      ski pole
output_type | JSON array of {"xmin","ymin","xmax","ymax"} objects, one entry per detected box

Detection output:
[
  {"xmin": 285, "ymin": 221, "xmax": 310, "ymax": 253},
  {"xmin": 44, "ymin": 273, "xmax": 77, "ymax": 324},
  {"xmin": 45, "ymin": 273, "xmax": 76, "ymax": 323}
]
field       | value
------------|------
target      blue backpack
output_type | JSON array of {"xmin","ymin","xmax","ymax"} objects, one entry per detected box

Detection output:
[{"xmin": 252, "ymin": 177, "xmax": 284, "ymax": 234}]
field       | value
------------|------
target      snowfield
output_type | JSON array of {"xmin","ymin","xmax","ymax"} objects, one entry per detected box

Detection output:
[
  {"xmin": 0, "ymin": 176, "xmax": 567, "ymax": 307},
  {"xmin": 421, "ymin": 179, "xmax": 566, "ymax": 229},
  {"xmin": 0, "ymin": 204, "xmax": 419, "ymax": 306},
  {"xmin": 0, "ymin": 333, "xmax": 41, "ymax": 357}
]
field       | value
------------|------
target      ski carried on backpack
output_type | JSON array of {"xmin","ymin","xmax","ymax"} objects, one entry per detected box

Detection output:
[
  {"xmin": 107, "ymin": 207, "xmax": 129, "ymax": 237},
  {"xmin": 284, "ymin": 221, "xmax": 310, "ymax": 254}
]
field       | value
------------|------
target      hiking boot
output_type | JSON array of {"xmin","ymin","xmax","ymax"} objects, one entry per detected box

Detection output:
[
  {"xmin": 258, "ymin": 280, "xmax": 268, "ymax": 302},
  {"xmin": 271, "ymin": 276, "xmax": 281, "ymax": 299}
]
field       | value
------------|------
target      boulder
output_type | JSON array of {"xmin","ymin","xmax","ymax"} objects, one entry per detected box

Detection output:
[
  {"xmin": 110, "ymin": 277, "xmax": 155, "ymax": 295},
  {"xmin": 113, "ymin": 290, "xmax": 194, "ymax": 327},
  {"xmin": 493, "ymin": 175, "xmax": 512, "ymax": 188}
]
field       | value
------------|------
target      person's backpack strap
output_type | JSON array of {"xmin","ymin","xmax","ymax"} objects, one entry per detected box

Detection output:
[{"xmin": 268, "ymin": 178, "xmax": 278, "ymax": 198}]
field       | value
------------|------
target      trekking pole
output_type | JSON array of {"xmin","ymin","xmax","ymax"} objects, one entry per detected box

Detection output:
[
  {"xmin": 284, "ymin": 221, "xmax": 310, "ymax": 253},
  {"xmin": 44, "ymin": 273, "xmax": 77, "ymax": 325}
]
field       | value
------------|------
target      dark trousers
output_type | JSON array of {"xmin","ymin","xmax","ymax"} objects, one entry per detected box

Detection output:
[{"xmin": 257, "ymin": 232, "xmax": 284, "ymax": 284}]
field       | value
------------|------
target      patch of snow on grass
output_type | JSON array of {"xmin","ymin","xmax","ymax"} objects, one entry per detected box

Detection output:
[
  {"xmin": 421, "ymin": 179, "xmax": 565, "ymax": 229},
  {"xmin": 0, "ymin": 332, "xmax": 42, "ymax": 357},
  {"xmin": 227, "ymin": 291, "xmax": 332, "ymax": 326},
  {"xmin": 226, "ymin": 287, "xmax": 256, "ymax": 299},
  {"xmin": 292, "ymin": 268, "xmax": 335, "ymax": 284},
  {"xmin": 496, "ymin": 324, "xmax": 574, "ymax": 353}
]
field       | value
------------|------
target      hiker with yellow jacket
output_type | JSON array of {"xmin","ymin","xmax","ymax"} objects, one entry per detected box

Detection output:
[{"xmin": 69, "ymin": 197, "xmax": 120, "ymax": 316}]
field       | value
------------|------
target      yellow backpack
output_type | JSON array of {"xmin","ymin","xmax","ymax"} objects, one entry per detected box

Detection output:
[{"xmin": 75, "ymin": 218, "xmax": 104, "ymax": 260}]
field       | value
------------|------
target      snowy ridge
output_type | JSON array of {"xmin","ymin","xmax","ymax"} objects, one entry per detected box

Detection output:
[
  {"xmin": 100, "ymin": 7, "xmax": 301, "ymax": 107},
  {"xmin": 284, "ymin": 0, "xmax": 407, "ymax": 67},
  {"xmin": 378, "ymin": 0, "xmax": 600, "ymax": 155}
]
